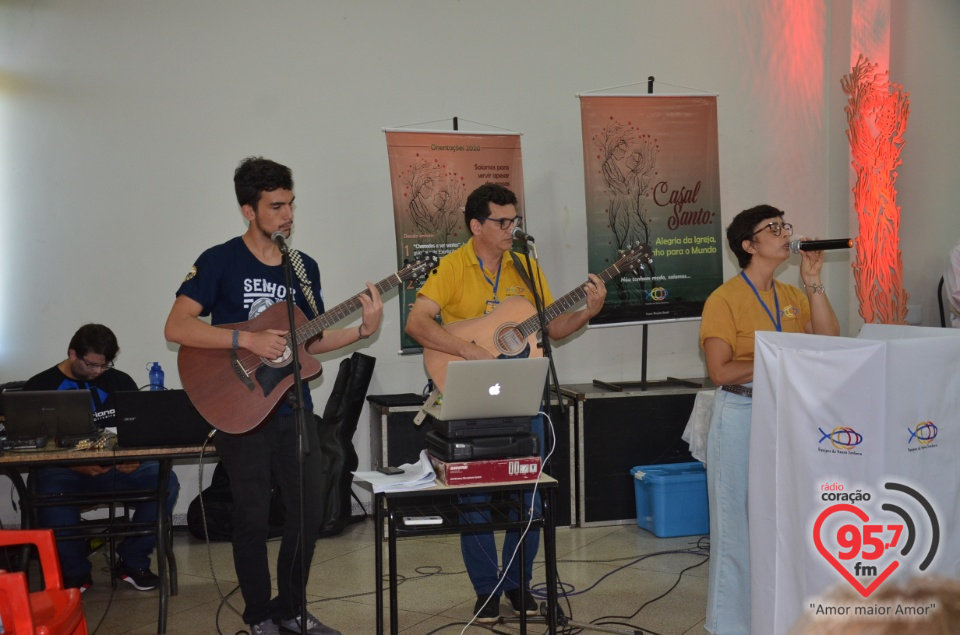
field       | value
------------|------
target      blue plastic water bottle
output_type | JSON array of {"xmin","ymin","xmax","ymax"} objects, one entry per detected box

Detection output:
[{"xmin": 149, "ymin": 362, "xmax": 164, "ymax": 391}]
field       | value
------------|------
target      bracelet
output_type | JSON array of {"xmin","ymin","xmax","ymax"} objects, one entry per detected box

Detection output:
[
  {"xmin": 804, "ymin": 283, "xmax": 825, "ymax": 294},
  {"xmin": 231, "ymin": 329, "xmax": 240, "ymax": 350},
  {"xmin": 357, "ymin": 324, "xmax": 368, "ymax": 340}
]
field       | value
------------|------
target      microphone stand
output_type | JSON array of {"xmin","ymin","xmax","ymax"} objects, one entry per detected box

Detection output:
[
  {"xmin": 277, "ymin": 239, "xmax": 310, "ymax": 635},
  {"xmin": 515, "ymin": 240, "xmax": 563, "ymax": 632},
  {"xmin": 516, "ymin": 242, "xmax": 565, "ymax": 419}
]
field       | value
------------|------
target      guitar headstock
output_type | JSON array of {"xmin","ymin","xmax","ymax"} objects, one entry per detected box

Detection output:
[
  {"xmin": 616, "ymin": 242, "xmax": 654, "ymax": 273},
  {"xmin": 400, "ymin": 253, "xmax": 440, "ymax": 282}
]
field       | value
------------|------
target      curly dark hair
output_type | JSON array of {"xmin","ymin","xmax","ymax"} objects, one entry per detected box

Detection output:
[
  {"xmin": 726, "ymin": 204, "xmax": 785, "ymax": 268},
  {"xmin": 234, "ymin": 156, "xmax": 294, "ymax": 210}
]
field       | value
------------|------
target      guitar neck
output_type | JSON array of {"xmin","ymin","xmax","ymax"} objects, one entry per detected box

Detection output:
[
  {"xmin": 515, "ymin": 261, "xmax": 627, "ymax": 338},
  {"xmin": 294, "ymin": 272, "xmax": 402, "ymax": 341}
]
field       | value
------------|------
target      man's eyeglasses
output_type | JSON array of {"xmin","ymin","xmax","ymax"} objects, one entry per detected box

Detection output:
[
  {"xmin": 479, "ymin": 215, "xmax": 523, "ymax": 230},
  {"xmin": 81, "ymin": 356, "xmax": 114, "ymax": 371},
  {"xmin": 752, "ymin": 222, "xmax": 793, "ymax": 237}
]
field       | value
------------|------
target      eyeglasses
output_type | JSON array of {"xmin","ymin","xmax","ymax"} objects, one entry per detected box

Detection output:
[
  {"xmin": 752, "ymin": 222, "xmax": 793, "ymax": 237},
  {"xmin": 479, "ymin": 215, "xmax": 523, "ymax": 230},
  {"xmin": 80, "ymin": 356, "xmax": 114, "ymax": 371}
]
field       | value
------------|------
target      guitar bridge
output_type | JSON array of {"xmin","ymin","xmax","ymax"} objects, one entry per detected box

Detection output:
[{"xmin": 229, "ymin": 350, "xmax": 256, "ymax": 392}]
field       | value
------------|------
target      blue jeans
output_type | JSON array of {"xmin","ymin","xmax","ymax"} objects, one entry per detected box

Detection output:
[
  {"xmin": 32, "ymin": 461, "xmax": 180, "ymax": 579},
  {"xmin": 705, "ymin": 387, "xmax": 752, "ymax": 635},
  {"xmin": 460, "ymin": 414, "xmax": 544, "ymax": 596}
]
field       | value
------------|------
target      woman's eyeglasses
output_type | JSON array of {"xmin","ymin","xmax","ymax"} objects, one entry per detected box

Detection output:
[{"xmin": 752, "ymin": 222, "xmax": 793, "ymax": 237}]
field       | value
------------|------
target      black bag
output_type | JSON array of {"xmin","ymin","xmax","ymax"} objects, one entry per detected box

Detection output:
[
  {"xmin": 186, "ymin": 462, "xmax": 285, "ymax": 541},
  {"xmin": 316, "ymin": 352, "xmax": 376, "ymax": 538}
]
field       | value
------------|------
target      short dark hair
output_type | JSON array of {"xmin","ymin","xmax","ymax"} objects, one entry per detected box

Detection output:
[
  {"xmin": 727, "ymin": 204, "xmax": 785, "ymax": 268},
  {"xmin": 464, "ymin": 183, "xmax": 518, "ymax": 232},
  {"xmin": 68, "ymin": 324, "xmax": 120, "ymax": 361},
  {"xmin": 234, "ymin": 156, "xmax": 294, "ymax": 210}
]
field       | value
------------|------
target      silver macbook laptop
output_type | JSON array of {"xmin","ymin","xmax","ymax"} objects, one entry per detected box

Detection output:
[
  {"xmin": 3, "ymin": 389, "xmax": 96, "ymax": 447},
  {"xmin": 426, "ymin": 358, "xmax": 550, "ymax": 421}
]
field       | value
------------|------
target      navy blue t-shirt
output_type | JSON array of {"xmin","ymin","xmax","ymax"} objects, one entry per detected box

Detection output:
[{"xmin": 175, "ymin": 236, "xmax": 325, "ymax": 414}]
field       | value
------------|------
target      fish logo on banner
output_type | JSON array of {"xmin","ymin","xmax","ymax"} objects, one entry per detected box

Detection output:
[{"xmin": 817, "ymin": 426, "xmax": 864, "ymax": 455}]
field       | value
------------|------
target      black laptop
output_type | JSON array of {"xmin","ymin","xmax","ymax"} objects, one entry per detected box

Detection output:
[
  {"xmin": 114, "ymin": 389, "xmax": 214, "ymax": 448},
  {"xmin": 3, "ymin": 389, "xmax": 97, "ymax": 448}
]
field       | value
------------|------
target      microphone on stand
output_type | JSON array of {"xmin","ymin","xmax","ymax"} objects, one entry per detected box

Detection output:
[
  {"xmin": 790, "ymin": 238, "xmax": 853, "ymax": 254},
  {"xmin": 512, "ymin": 226, "xmax": 536, "ymax": 243},
  {"xmin": 271, "ymin": 230, "xmax": 289, "ymax": 253}
]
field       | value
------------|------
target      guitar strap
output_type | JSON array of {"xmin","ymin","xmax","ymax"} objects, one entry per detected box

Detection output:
[
  {"xmin": 510, "ymin": 250, "xmax": 538, "ymax": 293},
  {"xmin": 289, "ymin": 249, "xmax": 321, "ymax": 320}
]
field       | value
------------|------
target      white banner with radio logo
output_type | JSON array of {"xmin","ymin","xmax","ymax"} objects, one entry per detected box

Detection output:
[{"xmin": 749, "ymin": 326, "xmax": 960, "ymax": 635}]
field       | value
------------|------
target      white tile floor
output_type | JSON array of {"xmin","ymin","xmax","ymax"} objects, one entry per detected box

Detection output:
[{"xmin": 78, "ymin": 521, "xmax": 709, "ymax": 634}]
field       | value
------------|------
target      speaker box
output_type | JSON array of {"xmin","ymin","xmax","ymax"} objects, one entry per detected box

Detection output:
[{"xmin": 562, "ymin": 381, "xmax": 707, "ymax": 526}]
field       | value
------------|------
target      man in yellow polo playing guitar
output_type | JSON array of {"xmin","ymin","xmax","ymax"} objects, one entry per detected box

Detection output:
[{"xmin": 404, "ymin": 183, "xmax": 607, "ymax": 624}]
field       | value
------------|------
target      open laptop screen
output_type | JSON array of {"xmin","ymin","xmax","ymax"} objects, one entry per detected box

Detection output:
[{"xmin": 427, "ymin": 358, "xmax": 549, "ymax": 421}]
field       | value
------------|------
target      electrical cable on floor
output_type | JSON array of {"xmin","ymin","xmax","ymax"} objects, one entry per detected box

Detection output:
[
  {"xmin": 512, "ymin": 536, "xmax": 709, "ymax": 635},
  {"xmin": 590, "ymin": 553, "xmax": 709, "ymax": 634}
]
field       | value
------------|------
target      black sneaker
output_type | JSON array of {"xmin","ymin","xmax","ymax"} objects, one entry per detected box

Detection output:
[
  {"xmin": 63, "ymin": 573, "xmax": 93, "ymax": 594},
  {"xmin": 114, "ymin": 560, "xmax": 159, "ymax": 591},
  {"xmin": 505, "ymin": 587, "xmax": 539, "ymax": 616},
  {"xmin": 473, "ymin": 593, "xmax": 501, "ymax": 624}
]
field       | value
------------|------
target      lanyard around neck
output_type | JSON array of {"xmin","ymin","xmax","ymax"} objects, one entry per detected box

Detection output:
[
  {"xmin": 740, "ymin": 270, "xmax": 782, "ymax": 332},
  {"xmin": 476, "ymin": 256, "xmax": 502, "ymax": 302}
]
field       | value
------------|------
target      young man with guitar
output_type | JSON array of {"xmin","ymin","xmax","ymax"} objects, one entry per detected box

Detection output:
[
  {"xmin": 164, "ymin": 157, "xmax": 383, "ymax": 635},
  {"xmin": 405, "ymin": 183, "xmax": 607, "ymax": 623}
]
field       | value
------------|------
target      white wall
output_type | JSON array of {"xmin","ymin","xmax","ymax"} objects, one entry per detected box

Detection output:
[{"xmin": 1, "ymin": 0, "xmax": 957, "ymax": 522}]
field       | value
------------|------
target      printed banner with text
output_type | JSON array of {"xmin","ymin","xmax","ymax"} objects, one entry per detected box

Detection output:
[
  {"xmin": 580, "ymin": 95, "xmax": 722, "ymax": 325},
  {"xmin": 385, "ymin": 130, "xmax": 524, "ymax": 352}
]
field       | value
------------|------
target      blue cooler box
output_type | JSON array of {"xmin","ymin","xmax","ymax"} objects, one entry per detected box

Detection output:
[{"xmin": 631, "ymin": 462, "xmax": 709, "ymax": 537}]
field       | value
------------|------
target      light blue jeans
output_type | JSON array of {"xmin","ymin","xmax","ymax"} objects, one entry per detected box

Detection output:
[{"xmin": 705, "ymin": 387, "xmax": 752, "ymax": 635}]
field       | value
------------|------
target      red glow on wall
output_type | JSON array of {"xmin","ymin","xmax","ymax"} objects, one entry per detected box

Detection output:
[{"xmin": 842, "ymin": 55, "xmax": 910, "ymax": 324}]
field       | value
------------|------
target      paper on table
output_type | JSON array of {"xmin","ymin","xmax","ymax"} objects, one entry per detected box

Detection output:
[{"xmin": 353, "ymin": 449, "xmax": 437, "ymax": 493}]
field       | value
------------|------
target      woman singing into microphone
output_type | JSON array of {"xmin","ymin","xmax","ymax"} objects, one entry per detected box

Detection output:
[{"xmin": 699, "ymin": 204, "xmax": 840, "ymax": 635}]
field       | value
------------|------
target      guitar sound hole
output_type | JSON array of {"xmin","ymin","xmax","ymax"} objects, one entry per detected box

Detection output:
[
  {"xmin": 495, "ymin": 326, "xmax": 525, "ymax": 356},
  {"xmin": 262, "ymin": 345, "xmax": 293, "ymax": 368}
]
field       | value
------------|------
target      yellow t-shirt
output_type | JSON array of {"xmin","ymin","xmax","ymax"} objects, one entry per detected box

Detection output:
[
  {"xmin": 699, "ymin": 274, "xmax": 811, "ymax": 361},
  {"xmin": 417, "ymin": 238, "xmax": 554, "ymax": 325}
]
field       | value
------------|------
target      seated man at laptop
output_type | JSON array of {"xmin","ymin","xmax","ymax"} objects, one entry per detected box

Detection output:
[
  {"xmin": 405, "ymin": 183, "xmax": 606, "ymax": 622},
  {"xmin": 23, "ymin": 323, "xmax": 181, "ymax": 592}
]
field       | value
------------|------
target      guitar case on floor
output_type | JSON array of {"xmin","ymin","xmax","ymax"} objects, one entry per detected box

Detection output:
[{"xmin": 316, "ymin": 351, "xmax": 376, "ymax": 538}]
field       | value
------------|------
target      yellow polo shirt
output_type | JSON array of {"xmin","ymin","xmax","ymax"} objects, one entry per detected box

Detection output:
[
  {"xmin": 699, "ymin": 274, "xmax": 810, "ymax": 361},
  {"xmin": 417, "ymin": 238, "xmax": 554, "ymax": 325}
]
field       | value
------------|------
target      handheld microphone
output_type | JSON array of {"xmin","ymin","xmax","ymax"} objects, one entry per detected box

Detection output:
[
  {"xmin": 790, "ymin": 238, "xmax": 853, "ymax": 253},
  {"xmin": 271, "ymin": 230, "xmax": 289, "ymax": 253},
  {"xmin": 512, "ymin": 226, "xmax": 535, "ymax": 243}
]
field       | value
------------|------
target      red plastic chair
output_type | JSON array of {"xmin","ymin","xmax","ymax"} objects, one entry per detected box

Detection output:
[{"xmin": 0, "ymin": 529, "xmax": 89, "ymax": 635}]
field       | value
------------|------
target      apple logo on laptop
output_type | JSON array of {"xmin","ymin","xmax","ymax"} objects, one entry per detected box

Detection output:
[{"xmin": 488, "ymin": 383, "xmax": 501, "ymax": 396}]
